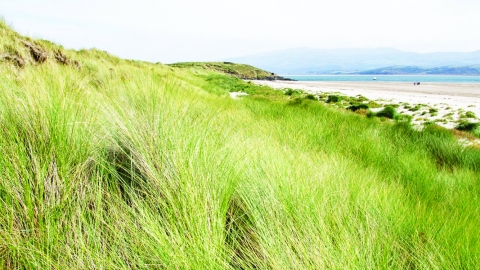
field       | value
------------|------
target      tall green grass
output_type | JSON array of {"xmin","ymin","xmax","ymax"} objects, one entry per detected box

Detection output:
[{"xmin": 1, "ymin": 22, "xmax": 480, "ymax": 268}]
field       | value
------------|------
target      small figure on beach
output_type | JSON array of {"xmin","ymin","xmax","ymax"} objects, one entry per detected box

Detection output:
[
  {"xmin": 414, "ymin": 82, "xmax": 420, "ymax": 85},
  {"xmin": 417, "ymin": 82, "xmax": 421, "ymax": 85}
]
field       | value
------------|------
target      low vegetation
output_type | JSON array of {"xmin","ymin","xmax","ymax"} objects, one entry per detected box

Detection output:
[
  {"xmin": 464, "ymin": 111, "xmax": 477, "ymax": 118},
  {"xmin": 326, "ymin": 95, "xmax": 342, "ymax": 103},
  {"xmin": 376, "ymin": 106, "xmax": 399, "ymax": 119},
  {"xmin": 456, "ymin": 121, "xmax": 480, "ymax": 136},
  {"xmin": 1, "ymin": 20, "xmax": 480, "ymax": 269}
]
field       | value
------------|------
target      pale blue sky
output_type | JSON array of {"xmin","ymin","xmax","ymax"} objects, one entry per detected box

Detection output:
[{"xmin": 2, "ymin": 0, "xmax": 480, "ymax": 63}]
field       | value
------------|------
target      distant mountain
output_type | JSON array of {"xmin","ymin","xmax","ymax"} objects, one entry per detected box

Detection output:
[
  {"xmin": 357, "ymin": 65, "xmax": 480, "ymax": 75},
  {"xmin": 225, "ymin": 48, "xmax": 480, "ymax": 74}
]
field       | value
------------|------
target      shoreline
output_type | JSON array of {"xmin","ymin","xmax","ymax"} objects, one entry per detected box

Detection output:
[{"xmin": 279, "ymin": 74, "xmax": 480, "ymax": 77}]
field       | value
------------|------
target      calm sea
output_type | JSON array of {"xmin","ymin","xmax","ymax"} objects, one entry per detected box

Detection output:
[{"xmin": 284, "ymin": 75, "xmax": 480, "ymax": 83}]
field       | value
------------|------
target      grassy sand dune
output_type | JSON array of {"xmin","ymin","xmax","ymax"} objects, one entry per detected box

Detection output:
[
  {"xmin": 168, "ymin": 62, "xmax": 279, "ymax": 80},
  {"xmin": 1, "ymin": 21, "xmax": 480, "ymax": 268}
]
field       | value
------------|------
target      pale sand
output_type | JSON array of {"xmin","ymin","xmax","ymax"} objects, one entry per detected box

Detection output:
[
  {"xmin": 229, "ymin": 91, "xmax": 249, "ymax": 99},
  {"xmin": 251, "ymin": 80, "xmax": 480, "ymax": 130}
]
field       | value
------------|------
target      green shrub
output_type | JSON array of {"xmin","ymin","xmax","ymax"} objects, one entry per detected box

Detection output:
[
  {"xmin": 287, "ymin": 97, "xmax": 304, "ymax": 106},
  {"xmin": 424, "ymin": 121, "xmax": 436, "ymax": 127},
  {"xmin": 429, "ymin": 108, "xmax": 438, "ymax": 113},
  {"xmin": 395, "ymin": 114, "xmax": 413, "ymax": 123},
  {"xmin": 409, "ymin": 104, "xmax": 422, "ymax": 112},
  {"xmin": 435, "ymin": 118, "xmax": 447, "ymax": 124},
  {"xmin": 465, "ymin": 111, "xmax": 476, "ymax": 118},
  {"xmin": 376, "ymin": 106, "xmax": 398, "ymax": 119},
  {"xmin": 367, "ymin": 101, "xmax": 381, "ymax": 108},
  {"xmin": 344, "ymin": 96, "xmax": 365, "ymax": 104},
  {"xmin": 456, "ymin": 120, "xmax": 479, "ymax": 132},
  {"xmin": 326, "ymin": 95, "xmax": 342, "ymax": 103},
  {"xmin": 304, "ymin": 94, "xmax": 317, "ymax": 100},
  {"xmin": 284, "ymin": 88, "xmax": 300, "ymax": 96},
  {"xmin": 356, "ymin": 95, "xmax": 368, "ymax": 102},
  {"xmin": 347, "ymin": 103, "xmax": 369, "ymax": 112},
  {"xmin": 355, "ymin": 109, "xmax": 370, "ymax": 115}
]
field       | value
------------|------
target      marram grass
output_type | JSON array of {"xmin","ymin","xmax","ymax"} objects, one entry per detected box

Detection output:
[{"xmin": 1, "ymin": 21, "xmax": 480, "ymax": 269}]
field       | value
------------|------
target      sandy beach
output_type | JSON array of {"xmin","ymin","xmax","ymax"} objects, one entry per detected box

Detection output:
[{"xmin": 252, "ymin": 80, "xmax": 480, "ymax": 130}]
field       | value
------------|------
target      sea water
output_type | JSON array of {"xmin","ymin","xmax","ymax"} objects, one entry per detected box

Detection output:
[{"xmin": 284, "ymin": 75, "xmax": 480, "ymax": 83}]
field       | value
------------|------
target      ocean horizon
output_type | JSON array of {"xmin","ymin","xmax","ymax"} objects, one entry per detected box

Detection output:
[{"xmin": 283, "ymin": 75, "xmax": 480, "ymax": 83}]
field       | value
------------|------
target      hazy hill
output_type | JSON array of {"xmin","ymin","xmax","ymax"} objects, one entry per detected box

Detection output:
[
  {"xmin": 226, "ymin": 47, "xmax": 480, "ymax": 74},
  {"xmin": 357, "ymin": 65, "xmax": 480, "ymax": 75}
]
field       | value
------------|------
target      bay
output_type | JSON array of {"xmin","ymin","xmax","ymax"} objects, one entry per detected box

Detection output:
[{"xmin": 284, "ymin": 75, "xmax": 480, "ymax": 83}]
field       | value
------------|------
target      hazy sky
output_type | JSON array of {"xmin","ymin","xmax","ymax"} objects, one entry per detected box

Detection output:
[{"xmin": 2, "ymin": 0, "xmax": 480, "ymax": 63}]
